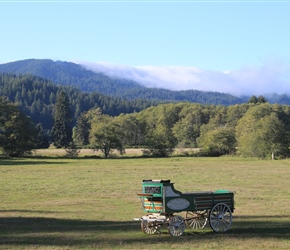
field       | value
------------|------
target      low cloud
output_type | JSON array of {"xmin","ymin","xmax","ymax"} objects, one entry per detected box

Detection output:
[{"xmin": 80, "ymin": 60, "xmax": 290, "ymax": 97}]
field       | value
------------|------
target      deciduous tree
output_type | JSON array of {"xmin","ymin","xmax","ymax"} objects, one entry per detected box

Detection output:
[
  {"xmin": 92, "ymin": 122, "xmax": 125, "ymax": 158},
  {"xmin": 198, "ymin": 127, "xmax": 236, "ymax": 156},
  {"xmin": 0, "ymin": 98, "xmax": 37, "ymax": 156},
  {"xmin": 236, "ymin": 105, "xmax": 289, "ymax": 159}
]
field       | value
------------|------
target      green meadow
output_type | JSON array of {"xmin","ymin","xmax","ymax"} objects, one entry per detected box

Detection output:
[{"xmin": 0, "ymin": 156, "xmax": 289, "ymax": 249}]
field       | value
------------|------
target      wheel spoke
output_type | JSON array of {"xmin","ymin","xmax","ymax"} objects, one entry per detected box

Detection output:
[
  {"xmin": 224, "ymin": 213, "xmax": 231, "ymax": 218},
  {"xmin": 189, "ymin": 219, "xmax": 196, "ymax": 228},
  {"xmin": 221, "ymin": 219, "xmax": 229, "ymax": 229}
]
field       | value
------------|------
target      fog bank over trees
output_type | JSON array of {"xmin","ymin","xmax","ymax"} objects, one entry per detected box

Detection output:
[{"xmin": 82, "ymin": 60, "xmax": 290, "ymax": 97}]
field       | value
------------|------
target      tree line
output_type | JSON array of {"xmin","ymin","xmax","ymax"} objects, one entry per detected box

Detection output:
[
  {"xmin": 1, "ymin": 73, "xmax": 290, "ymax": 159},
  {"xmin": 74, "ymin": 99, "xmax": 290, "ymax": 159},
  {"xmin": 1, "ymin": 91, "xmax": 290, "ymax": 159}
]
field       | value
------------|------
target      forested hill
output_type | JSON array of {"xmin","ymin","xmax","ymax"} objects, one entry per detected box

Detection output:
[
  {"xmin": 0, "ymin": 59, "xmax": 243, "ymax": 105},
  {"xmin": 0, "ymin": 59, "xmax": 143, "ymax": 95},
  {"xmin": 0, "ymin": 73, "xmax": 157, "ymax": 130}
]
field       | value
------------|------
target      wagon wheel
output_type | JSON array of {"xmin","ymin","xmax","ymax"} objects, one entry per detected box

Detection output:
[
  {"xmin": 209, "ymin": 203, "xmax": 232, "ymax": 232},
  {"xmin": 168, "ymin": 215, "xmax": 185, "ymax": 236},
  {"xmin": 185, "ymin": 210, "xmax": 208, "ymax": 230},
  {"xmin": 141, "ymin": 220, "xmax": 157, "ymax": 235}
]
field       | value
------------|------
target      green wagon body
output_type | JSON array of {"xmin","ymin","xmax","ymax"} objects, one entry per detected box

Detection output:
[{"xmin": 139, "ymin": 179, "xmax": 234, "ymax": 213}]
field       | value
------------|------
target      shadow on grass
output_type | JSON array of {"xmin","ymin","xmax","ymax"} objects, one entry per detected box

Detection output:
[
  {"xmin": 0, "ymin": 210, "xmax": 60, "ymax": 214},
  {"xmin": 0, "ymin": 159, "xmax": 69, "ymax": 166},
  {"xmin": 229, "ymin": 215, "xmax": 290, "ymax": 239},
  {"xmin": 0, "ymin": 215, "xmax": 289, "ymax": 248}
]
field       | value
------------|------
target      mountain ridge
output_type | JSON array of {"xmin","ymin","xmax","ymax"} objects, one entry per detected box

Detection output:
[{"xmin": 0, "ymin": 59, "xmax": 244, "ymax": 106}]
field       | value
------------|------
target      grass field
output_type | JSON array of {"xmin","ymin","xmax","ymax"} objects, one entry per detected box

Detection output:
[{"xmin": 0, "ymin": 155, "xmax": 289, "ymax": 249}]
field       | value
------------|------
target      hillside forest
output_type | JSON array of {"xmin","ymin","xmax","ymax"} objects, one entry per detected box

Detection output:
[
  {"xmin": 1, "ymin": 72, "xmax": 290, "ymax": 159},
  {"xmin": 0, "ymin": 59, "xmax": 245, "ymax": 105}
]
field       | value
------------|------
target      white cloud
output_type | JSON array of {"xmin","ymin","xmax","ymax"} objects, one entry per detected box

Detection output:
[{"xmin": 79, "ymin": 60, "xmax": 290, "ymax": 97}]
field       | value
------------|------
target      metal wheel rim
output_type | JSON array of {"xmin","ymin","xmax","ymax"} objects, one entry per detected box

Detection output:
[
  {"xmin": 185, "ymin": 211, "xmax": 208, "ymax": 230},
  {"xmin": 141, "ymin": 220, "xmax": 157, "ymax": 235},
  {"xmin": 209, "ymin": 203, "xmax": 232, "ymax": 232},
  {"xmin": 168, "ymin": 215, "xmax": 185, "ymax": 236}
]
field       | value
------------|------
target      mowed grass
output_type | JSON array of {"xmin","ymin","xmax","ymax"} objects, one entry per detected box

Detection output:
[{"xmin": 0, "ymin": 156, "xmax": 289, "ymax": 249}]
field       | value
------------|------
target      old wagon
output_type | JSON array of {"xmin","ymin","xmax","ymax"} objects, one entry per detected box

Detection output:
[{"xmin": 133, "ymin": 179, "xmax": 235, "ymax": 236}]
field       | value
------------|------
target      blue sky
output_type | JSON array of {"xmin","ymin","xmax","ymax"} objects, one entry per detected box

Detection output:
[{"xmin": 1, "ymin": 0, "xmax": 290, "ymax": 96}]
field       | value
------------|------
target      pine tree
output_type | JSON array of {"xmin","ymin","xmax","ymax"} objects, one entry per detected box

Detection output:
[
  {"xmin": 51, "ymin": 91, "xmax": 72, "ymax": 148},
  {"xmin": 73, "ymin": 112, "xmax": 90, "ymax": 146},
  {"xmin": 35, "ymin": 123, "xmax": 50, "ymax": 148}
]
